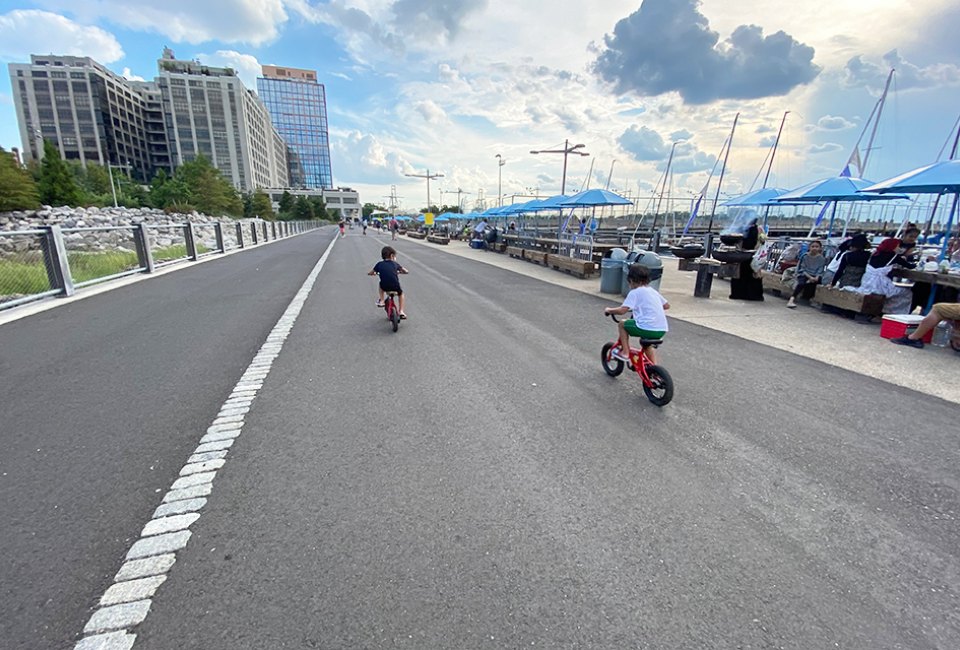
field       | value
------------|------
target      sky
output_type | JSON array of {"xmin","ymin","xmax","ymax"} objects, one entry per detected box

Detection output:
[{"xmin": 1, "ymin": 0, "xmax": 958, "ymax": 214}]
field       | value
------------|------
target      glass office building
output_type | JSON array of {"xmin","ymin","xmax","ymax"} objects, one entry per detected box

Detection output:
[{"xmin": 257, "ymin": 65, "xmax": 333, "ymax": 189}]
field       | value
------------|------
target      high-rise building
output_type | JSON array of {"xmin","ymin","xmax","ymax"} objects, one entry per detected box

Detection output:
[
  {"xmin": 156, "ymin": 49, "xmax": 287, "ymax": 192},
  {"xmin": 8, "ymin": 55, "xmax": 156, "ymax": 181},
  {"xmin": 257, "ymin": 65, "xmax": 333, "ymax": 189},
  {"xmin": 8, "ymin": 49, "xmax": 288, "ymax": 191}
]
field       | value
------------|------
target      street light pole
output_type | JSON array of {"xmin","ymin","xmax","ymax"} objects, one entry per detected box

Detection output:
[
  {"xmin": 530, "ymin": 139, "xmax": 589, "ymax": 195},
  {"xmin": 404, "ymin": 168, "xmax": 444, "ymax": 213},
  {"xmin": 495, "ymin": 154, "xmax": 505, "ymax": 207}
]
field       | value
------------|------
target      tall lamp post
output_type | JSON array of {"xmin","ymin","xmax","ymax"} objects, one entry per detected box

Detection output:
[
  {"xmin": 495, "ymin": 154, "xmax": 505, "ymax": 207},
  {"xmin": 404, "ymin": 169, "xmax": 444, "ymax": 213},
  {"xmin": 530, "ymin": 139, "xmax": 589, "ymax": 195}
]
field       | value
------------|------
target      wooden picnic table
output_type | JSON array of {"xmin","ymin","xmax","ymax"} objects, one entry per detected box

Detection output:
[{"xmin": 892, "ymin": 268, "xmax": 960, "ymax": 290}]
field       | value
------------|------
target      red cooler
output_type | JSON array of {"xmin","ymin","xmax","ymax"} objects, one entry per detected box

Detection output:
[{"xmin": 880, "ymin": 314, "xmax": 934, "ymax": 343}]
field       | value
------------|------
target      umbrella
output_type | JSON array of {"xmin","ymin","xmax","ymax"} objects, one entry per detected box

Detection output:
[
  {"xmin": 558, "ymin": 188, "xmax": 633, "ymax": 207},
  {"xmin": 862, "ymin": 159, "xmax": 960, "ymax": 262},
  {"xmin": 720, "ymin": 187, "xmax": 809, "ymax": 207},
  {"xmin": 776, "ymin": 175, "xmax": 909, "ymax": 234}
]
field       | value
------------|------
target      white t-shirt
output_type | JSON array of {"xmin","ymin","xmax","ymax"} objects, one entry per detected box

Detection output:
[{"xmin": 622, "ymin": 286, "xmax": 669, "ymax": 331}]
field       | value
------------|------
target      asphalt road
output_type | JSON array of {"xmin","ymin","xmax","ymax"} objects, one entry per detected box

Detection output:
[
  {"xmin": 0, "ymin": 228, "xmax": 337, "ymax": 650},
  {"xmin": 3, "ymin": 228, "xmax": 960, "ymax": 648}
]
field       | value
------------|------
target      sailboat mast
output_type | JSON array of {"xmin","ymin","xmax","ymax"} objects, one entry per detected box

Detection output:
[
  {"xmin": 862, "ymin": 68, "xmax": 894, "ymax": 173},
  {"xmin": 708, "ymin": 113, "xmax": 740, "ymax": 233},
  {"xmin": 762, "ymin": 111, "xmax": 789, "ymax": 189},
  {"xmin": 651, "ymin": 142, "xmax": 677, "ymax": 231}
]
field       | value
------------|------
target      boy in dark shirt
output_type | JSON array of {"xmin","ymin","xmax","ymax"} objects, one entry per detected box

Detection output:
[{"xmin": 368, "ymin": 246, "xmax": 409, "ymax": 318}]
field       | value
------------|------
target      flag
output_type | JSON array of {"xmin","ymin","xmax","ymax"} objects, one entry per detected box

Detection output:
[
  {"xmin": 845, "ymin": 146, "xmax": 862, "ymax": 177},
  {"xmin": 683, "ymin": 195, "xmax": 704, "ymax": 234}
]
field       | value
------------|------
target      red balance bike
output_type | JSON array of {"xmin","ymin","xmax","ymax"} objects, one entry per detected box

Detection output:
[
  {"xmin": 382, "ymin": 291, "xmax": 401, "ymax": 332},
  {"xmin": 601, "ymin": 314, "xmax": 674, "ymax": 406}
]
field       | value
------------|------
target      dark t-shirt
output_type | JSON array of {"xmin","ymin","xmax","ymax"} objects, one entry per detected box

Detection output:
[{"xmin": 373, "ymin": 260, "xmax": 403, "ymax": 289}]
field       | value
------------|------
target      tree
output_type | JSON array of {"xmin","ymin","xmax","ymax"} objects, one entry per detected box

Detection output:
[
  {"xmin": 293, "ymin": 195, "xmax": 314, "ymax": 220},
  {"xmin": 250, "ymin": 189, "xmax": 275, "ymax": 220},
  {"xmin": 0, "ymin": 147, "xmax": 41, "ymax": 211},
  {"xmin": 308, "ymin": 196, "xmax": 329, "ymax": 221},
  {"xmin": 362, "ymin": 202, "xmax": 386, "ymax": 219},
  {"xmin": 173, "ymin": 156, "xmax": 242, "ymax": 217},
  {"xmin": 278, "ymin": 190, "xmax": 294, "ymax": 215},
  {"xmin": 149, "ymin": 169, "xmax": 192, "ymax": 211},
  {"xmin": 37, "ymin": 140, "xmax": 83, "ymax": 207}
]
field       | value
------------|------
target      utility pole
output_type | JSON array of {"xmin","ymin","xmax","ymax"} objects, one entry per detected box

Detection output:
[
  {"xmin": 530, "ymin": 139, "xmax": 589, "ymax": 195},
  {"xmin": 495, "ymin": 154, "xmax": 505, "ymax": 207},
  {"xmin": 404, "ymin": 169, "xmax": 444, "ymax": 212}
]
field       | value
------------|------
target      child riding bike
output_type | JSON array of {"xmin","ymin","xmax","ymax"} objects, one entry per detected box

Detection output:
[
  {"xmin": 368, "ymin": 246, "xmax": 409, "ymax": 319},
  {"xmin": 604, "ymin": 264, "xmax": 669, "ymax": 364}
]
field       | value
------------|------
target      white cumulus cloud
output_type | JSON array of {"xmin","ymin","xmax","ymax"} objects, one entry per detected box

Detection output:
[
  {"xmin": 0, "ymin": 10, "xmax": 124, "ymax": 62},
  {"xmin": 35, "ymin": 0, "xmax": 288, "ymax": 45},
  {"xmin": 196, "ymin": 50, "xmax": 264, "ymax": 90}
]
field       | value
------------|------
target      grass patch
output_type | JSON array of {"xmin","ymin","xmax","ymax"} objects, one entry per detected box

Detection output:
[{"xmin": 0, "ymin": 243, "xmax": 211, "ymax": 298}]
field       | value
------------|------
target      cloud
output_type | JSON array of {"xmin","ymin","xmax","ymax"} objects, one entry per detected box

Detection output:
[
  {"xmin": 815, "ymin": 115, "xmax": 855, "ymax": 131},
  {"xmin": 669, "ymin": 140, "xmax": 718, "ymax": 173},
  {"xmin": 392, "ymin": 0, "xmax": 488, "ymax": 39},
  {"xmin": 759, "ymin": 135, "xmax": 777, "ymax": 148},
  {"xmin": 330, "ymin": 72, "xmax": 353, "ymax": 81},
  {"xmin": 808, "ymin": 143, "xmax": 843, "ymax": 155},
  {"xmin": 331, "ymin": 129, "xmax": 415, "ymax": 184},
  {"xmin": 670, "ymin": 129, "xmax": 693, "ymax": 141},
  {"xmin": 35, "ymin": 0, "xmax": 288, "ymax": 45},
  {"xmin": 0, "ymin": 92, "xmax": 11, "ymax": 106},
  {"xmin": 843, "ymin": 49, "xmax": 960, "ymax": 93},
  {"xmin": 619, "ymin": 125, "xmax": 669, "ymax": 161},
  {"xmin": 196, "ymin": 50, "xmax": 263, "ymax": 90},
  {"xmin": 755, "ymin": 124, "xmax": 775, "ymax": 134},
  {"xmin": 122, "ymin": 67, "xmax": 145, "ymax": 82},
  {"xmin": 592, "ymin": 0, "xmax": 820, "ymax": 104},
  {"xmin": 414, "ymin": 99, "xmax": 447, "ymax": 123},
  {"xmin": 0, "ymin": 10, "xmax": 124, "ymax": 62}
]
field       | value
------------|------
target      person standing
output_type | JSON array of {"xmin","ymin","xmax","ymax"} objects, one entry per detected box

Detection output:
[{"xmin": 729, "ymin": 218, "xmax": 764, "ymax": 301}]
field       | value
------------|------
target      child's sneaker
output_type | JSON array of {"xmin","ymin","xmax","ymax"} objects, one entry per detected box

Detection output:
[{"xmin": 375, "ymin": 300, "xmax": 384, "ymax": 307}]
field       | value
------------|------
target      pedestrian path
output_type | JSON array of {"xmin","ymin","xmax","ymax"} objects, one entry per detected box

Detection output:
[{"xmin": 392, "ymin": 233, "xmax": 959, "ymax": 404}]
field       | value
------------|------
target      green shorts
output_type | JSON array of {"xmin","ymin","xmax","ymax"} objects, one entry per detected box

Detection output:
[{"xmin": 623, "ymin": 320, "xmax": 666, "ymax": 340}]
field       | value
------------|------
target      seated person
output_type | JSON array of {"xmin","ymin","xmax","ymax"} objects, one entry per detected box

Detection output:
[
  {"xmin": 787, "ymin": 240, "xmax": 826, "ymax": 308},
  {"xmin": 890, "ymin": 302, "xmax": 960, "ymax": 348},
  {"xmin": 856, "ymin": 237, "xmax": 917, "ymax": 313},
  {"xmin": 830, "ymin": 234, "xmax": 872, "ymax": 288}
]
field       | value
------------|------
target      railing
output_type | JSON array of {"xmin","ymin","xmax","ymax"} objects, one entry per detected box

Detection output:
[{"xmin": 0, "ymin": 220, "xmax": 321, "ymax": 311}]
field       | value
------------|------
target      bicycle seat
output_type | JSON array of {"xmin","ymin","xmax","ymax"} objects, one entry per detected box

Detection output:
[
  {"xmin": 384, "ymin": 290, "xmax": 399, "ymax": 296},
  {"xmin": 639, "ymin": 339, "xmax": 663, "ymax": 347}
]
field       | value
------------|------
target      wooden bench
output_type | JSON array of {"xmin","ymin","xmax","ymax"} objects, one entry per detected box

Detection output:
[
  {"xmin": 814, "ymin": 285, "xmax": 885, "ymax": 316},
  {"xmin": 507, "ymin": 246, "xmax": 525, "ymax": 259},
  {"xmin": 485, "ymin": 241, "xmax": 507, "ymax": 253},
  {"xmin": 427, "ymin": 234, "xmax": 449, "ymax": 245},
  {"xmin": 547, "ymin": 254, "xmax": 597, "ymax": 278},
  {"xmin": 524, "ymin": 250, "xmax": 549, "ymax": 266},
  {"xmin": 407, "ymin": 231, "xmax": 426, "ymax": 240},
  {"xmin": 760, "ymin": 270, "xmax": 793, "ymax": 297}
]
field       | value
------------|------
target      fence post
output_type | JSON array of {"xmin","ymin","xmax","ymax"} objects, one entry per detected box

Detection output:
[
  {"xmin": 236, "ymin": 223, "xmax": 244, "ymax": 248},
  {"xmin": 40, "ymin": 225, "xmax": 75, "ymax": 296},
  {"xmin": 250, "ymin": 223, "xmax": 258, "ymax": 245},
  {"xmin": 262, "ymin": 222, "xmax": 269, "ymax": 241},
  {"xmin": 704, "ymin": 232, "xmax": 714, "ymax": 259},
  {"xmin": 184, "ymin": 222, "xmax": 198, "ymax": 260},
  {"xmin": 214, "ymin": 222, "xmax": 225, "ymax": 253},
  {"xmin": 272, "ymin": 222, "xmax": 277, "ymax": 239},
  {"xmin": 134, "ymin": 223, "xmax": 155, "ymax": 273}
]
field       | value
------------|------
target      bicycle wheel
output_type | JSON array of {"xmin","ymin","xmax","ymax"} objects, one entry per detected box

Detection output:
[
  {"xmin": 390, "ymin": 306, "xmax": 400, "ymax": 332},
  {"xmin": 642, "ymin": 365, "xmax": 674, "ymax": 406},
  {"xmin": 601, "ymin": 343, "xmax": 624, "ymax": 377}
]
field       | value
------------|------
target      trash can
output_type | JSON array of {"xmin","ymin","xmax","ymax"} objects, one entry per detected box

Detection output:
[
  {"xmin": 600, "ymin": 258, "xmax": 623, "ymax": 294},
  {"xmin": 621, "ymin": 250, "xmax": 664, "ymax": 296}
]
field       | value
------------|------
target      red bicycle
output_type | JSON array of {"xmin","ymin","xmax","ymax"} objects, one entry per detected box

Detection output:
[
  {"xmin": 383, "ymin": 291, "xmax": 401, "ymax": 332},
  {"xmin": 601, "ymin": 314, "xmax": 674, "ymax": 406}
]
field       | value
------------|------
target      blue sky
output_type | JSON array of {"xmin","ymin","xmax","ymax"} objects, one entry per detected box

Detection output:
[{"xmin": 1, "ymin": 0, "xmax": 958, "ymax": 213}]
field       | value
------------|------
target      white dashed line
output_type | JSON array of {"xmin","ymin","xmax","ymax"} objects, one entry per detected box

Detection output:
[{"xmin": 72, "ymin": 235, "xmax": 338, "ymax": 649}]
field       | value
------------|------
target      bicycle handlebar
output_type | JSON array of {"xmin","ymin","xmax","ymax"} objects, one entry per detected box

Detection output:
[{"xmin": 607, "ymin": 313, "xmax": 620, "ymax": 323}]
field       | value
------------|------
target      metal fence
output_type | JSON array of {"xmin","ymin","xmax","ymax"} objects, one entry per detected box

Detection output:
[
  {"xmin": 0, "ymin": 220, "xmax": 321, "ymax": 311},
  {"xmin": 558, "ymin": 233, "xmax": 594, "ymax": 261}
]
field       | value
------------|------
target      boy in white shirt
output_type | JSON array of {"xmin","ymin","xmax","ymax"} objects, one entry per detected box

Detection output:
[{"xmin": 604, "ymin": 264, "xmax": 670, "ymax": 364}]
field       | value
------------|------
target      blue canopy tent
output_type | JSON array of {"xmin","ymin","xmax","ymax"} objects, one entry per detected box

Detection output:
[
  {"xmin": 862, "ymin": 159, "xmax": 960, "ymax": 263},
  {"xmin": 558, "ymin": 189, "xmax": 632, "ymax": 234},
  {"xmin": 776, "ymin": 175, "xmax": 908, "ymax": 236},
  {"xmin": 721, "ymin": 187, "xmax": 811, "ymax": 230}
]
